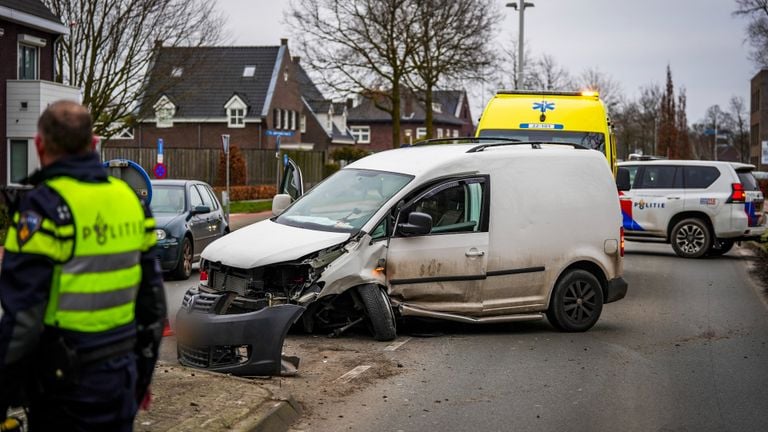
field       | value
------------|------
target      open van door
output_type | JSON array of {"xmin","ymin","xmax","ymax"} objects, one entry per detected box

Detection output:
[{"xmin": 280, "ymin": 157, "xmax": 304, "ymax": 200}]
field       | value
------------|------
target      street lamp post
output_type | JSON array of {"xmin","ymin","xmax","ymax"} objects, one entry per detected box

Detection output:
[{"xmin": 506, "ymin": 1, "xmax": 534, "ymax": 89}]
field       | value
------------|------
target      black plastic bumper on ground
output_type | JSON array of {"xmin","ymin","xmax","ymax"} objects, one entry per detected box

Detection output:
[
  {"xmin": 605, "ymin": 277, "xmax": 628, "ymax": 303},
  {"xmin": 176, "ymin": 303, "xmax": 305, "ymax": 376}
]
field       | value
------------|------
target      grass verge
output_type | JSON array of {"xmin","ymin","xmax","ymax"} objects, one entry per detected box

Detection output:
[{"xmin": 229, "ymin": 200, "xmax": 272, "ymax": 214}]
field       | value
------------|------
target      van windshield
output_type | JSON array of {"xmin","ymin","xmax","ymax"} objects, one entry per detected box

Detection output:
[
  {"xmin": 275, "ymin": 169, "xmax": 413, "ymax": 233},
  {"xmin": 478, "ymin": 129, "xmax": 605, "ymax": 153}
]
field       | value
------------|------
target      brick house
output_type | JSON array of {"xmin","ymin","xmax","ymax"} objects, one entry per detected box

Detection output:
[
  {"xmin": 109, "ymin": 39, "xmax": 314, "ymax": 153},
  {"xmin": 750, "ymin": 69, "xmax": 768, "ymax": 170},
  {"xmin": 346, "ymin": 89, "xmax": 475, "ymax": 152},
  {"xmin": 1, "ymin": 0, "xmax": 79, "ymax": 184}
]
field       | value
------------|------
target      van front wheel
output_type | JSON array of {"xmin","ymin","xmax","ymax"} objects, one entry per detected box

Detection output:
[
  {"xmin": 547, "ymin": 270, "xmax": 604, "ymax": 332},
  {"xmin": 357, "ymin": 284, "xmax": 396, "ymax": 341}
]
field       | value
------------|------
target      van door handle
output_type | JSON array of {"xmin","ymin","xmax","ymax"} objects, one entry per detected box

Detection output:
[{"xmin": 465, "ymin": 248, "xmax": 485, "ymax": 257}]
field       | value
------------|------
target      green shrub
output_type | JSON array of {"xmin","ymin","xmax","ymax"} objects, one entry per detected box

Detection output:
[
  {"xmin": 330, "ymin": 147, "xmax": 370, "ymax": 163},
  {"xmin": 323, "ymin": 163, "xmax": 340, "ymax": 178},
  {"xmin": 213, "ymin": 185, "xmax": 276, "ymax": 201},
  {"xmin": 217, "ymin": 146, "xmax": 247, "ymax": 186}
]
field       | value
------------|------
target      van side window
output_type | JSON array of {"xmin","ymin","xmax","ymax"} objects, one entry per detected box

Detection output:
[
  {"xmin": 408, "ymin": 179, "xmax": 487, "ymax": 235},
  {"xmin": 683, "ymin": 166, "xmax": 720, "ymax": 189},
  {"xmin": 636, "ymin": 166, "xmax": 681, "ymax": 189}
]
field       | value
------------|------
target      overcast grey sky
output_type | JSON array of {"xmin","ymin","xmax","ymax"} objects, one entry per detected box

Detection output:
[{"xmin": 219, "ymin": 0, "xmax": 757, "ymax": 123}]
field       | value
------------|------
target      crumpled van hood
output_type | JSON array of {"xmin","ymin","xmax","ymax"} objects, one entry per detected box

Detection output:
[{"xmin": 202, "ymin": 219, "xmax": 350, "ymax": 269}]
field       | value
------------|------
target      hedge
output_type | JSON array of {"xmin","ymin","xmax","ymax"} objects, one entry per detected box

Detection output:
[{"xmin": 213, "ymin": 185, "xmax": 276, "ymax": 201}]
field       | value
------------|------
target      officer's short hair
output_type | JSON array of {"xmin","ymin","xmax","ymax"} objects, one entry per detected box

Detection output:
[{"xmin": 38, "ymin": 101, "xmax": 92, "ymax": 155}]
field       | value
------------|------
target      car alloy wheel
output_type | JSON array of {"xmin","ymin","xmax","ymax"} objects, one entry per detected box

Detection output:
[
  {"xmin": 674, "ymin": 223, "xmax": 706, "ymax": 255},
  {"xmin": 563, "ymin": 280, "xmax": 597, "ymax": 324}
]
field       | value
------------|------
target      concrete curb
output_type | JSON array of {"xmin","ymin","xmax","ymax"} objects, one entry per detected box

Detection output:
[{"xmin": 240, "ymin": 396, "xmax": 303, "ymax": 432}]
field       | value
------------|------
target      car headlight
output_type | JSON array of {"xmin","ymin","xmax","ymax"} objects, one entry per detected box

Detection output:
[{"xmin": 155, "ymin": 229, "xmax": 167, "ymax": 240}]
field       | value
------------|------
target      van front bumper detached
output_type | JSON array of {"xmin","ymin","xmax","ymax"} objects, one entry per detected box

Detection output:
[
  {"xmin": 175, "ymin": 289, "xmax": 304, "ymax": 376},
  {"xmin": 605, "ymin": 277, "xmax": 628, "ymax": 303}
]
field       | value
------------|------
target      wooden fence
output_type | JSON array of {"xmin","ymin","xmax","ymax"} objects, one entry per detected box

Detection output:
[{"xmin": 102, "ymin": 147, "xmax": 326, "ymax": 187}]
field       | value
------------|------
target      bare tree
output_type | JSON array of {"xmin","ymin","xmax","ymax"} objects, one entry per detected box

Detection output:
[
  {"xmin": 43, "ymin": 0, "xmax": 226, "ymax": 139},
  {"xmin": 734, "ymin": 0, "xmax": 768, "ymax": 68},
  {"xmin": 729, "ymin": 96, "xmax": 750, "ymax": 162},
  {"xmin": 637, "ymin": 84, "xmax": 662, "ymax": 155},
  {"xmin": 499, "ymin": 38, "xmax": 537, "ymax": 90},
  {"xmin": 406, "ymin": 0, "xmax": 500, "ymax": 138},
  {"xmin": 288, "ymin": 0, "xmax": 420, "ymax": 148},
  {"xmin": 676, "ymin": 88, "xmax": 691, "ymax": 159},
  {"xmin": 529, "ymin": 54, "xmax": 573, "ymax": 91},
  {"xmin": 577, "ymin": 68, "xmax": 623, "ymax": 112}
]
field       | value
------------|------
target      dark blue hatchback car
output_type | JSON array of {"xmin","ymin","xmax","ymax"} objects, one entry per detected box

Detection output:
[{"xmin": 150, "ymin": 180, "xmax": 228, "ymax": 279}]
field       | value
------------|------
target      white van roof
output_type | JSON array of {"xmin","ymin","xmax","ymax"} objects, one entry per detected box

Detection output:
[{"xmin": 347, "ymin": 144, "xmax": 599, "ymax": 177}]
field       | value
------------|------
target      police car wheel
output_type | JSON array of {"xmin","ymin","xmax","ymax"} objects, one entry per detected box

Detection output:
[
  {"xmin": 671, "ymin": 218, "xmax": 711, "ymax": 259},
  {"xmin": 172, "ymin": 237, "xmax": 193, "ymax": 280},
  {"xmin": 546, "ymin": 269, "xmax": 604, "ymax": 332}
]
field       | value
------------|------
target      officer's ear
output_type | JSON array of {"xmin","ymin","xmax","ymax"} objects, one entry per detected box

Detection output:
[
  {"xmin": 34, "ymin": 133, "xmax": 45, "ymax": 160},
  {"xmin": 91, "ymin": 135, "xmax": 100, "ymax": 151}
]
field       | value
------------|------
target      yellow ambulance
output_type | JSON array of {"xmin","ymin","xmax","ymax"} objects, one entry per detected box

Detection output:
[{"xmin": 476, "ymin": 90, "xmax": 616, "ymax": 173}]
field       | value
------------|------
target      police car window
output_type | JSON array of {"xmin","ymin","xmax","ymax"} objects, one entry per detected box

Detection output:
[
  {"xmin": 189, "ymin": 186, "xmax": 204, "ymax": 208},
  {"xmin": 636, "ymin": 166, "xmax": 680, "ymax": 189},
  {"xmin": 683, "ymin": 167, "xmax": 720, "ymax": 189},
  {"xmin": 737, "ymin": 172, "xmax": 760, "ymax": 191},
  {"xmin": 622, "ymin": 166, "xmax": 639, "ymax": 188}
]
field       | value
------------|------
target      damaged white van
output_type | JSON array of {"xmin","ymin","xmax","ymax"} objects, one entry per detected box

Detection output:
[{"xmin": 176, "ymin": 140, "xmax": 627, "ymax": 376}]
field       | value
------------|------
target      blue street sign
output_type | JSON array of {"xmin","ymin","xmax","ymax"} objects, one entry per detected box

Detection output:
[
  {"xmin": 158, "ymin": 138, "xmax": 164, "ymax": 155},
  {"xmin": 266, "ymin": 130, "xmax": 294, "ymax": 137}
]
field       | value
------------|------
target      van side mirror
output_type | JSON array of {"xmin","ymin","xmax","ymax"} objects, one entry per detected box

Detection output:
[
  {"xmin": 396, "ymin": 212, "xmax": 433, "ymax": 236},
  {"xmin": 616, "ymin": 167, "xmax": 631, "ymax": 192},
  {"xmin": 272, "ymin": 194, "xmax": 292, "ymax": 216}
]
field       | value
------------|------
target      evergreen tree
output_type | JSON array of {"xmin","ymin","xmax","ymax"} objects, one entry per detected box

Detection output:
[
  {"xmin": 675, "ymin": 88, "xmax": 690, "ymax": 159},
  {"xmin": 658, "ymin": 66, "xmax": 677, "ymax": 158}
]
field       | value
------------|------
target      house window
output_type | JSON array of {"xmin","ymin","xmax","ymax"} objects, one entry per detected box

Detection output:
[
  {"xmin": 243, "ymin": 66, "xmax": 256, "ymax": 77},
  {"xmin": 10, "ymin": 140, "xmax": 28, "ymax": 183},
  {"xmin": 171, "ymin": 67, "xmax": 183, "ymax": 77},
  {"xmin": 351, "ymin": 126, "xmax": 371, "ymax": 144},
  {"xmin": 293, "ymin": 111, "xmax": 298, "ymax": 130},
  {"xmin": 453, "ymin": 129, "xmax": 459, "ymax": 138},
  {"xmin": 282, "ymin": 110, "xmax": 289, "ymax": 130},
  {"xmin": 228, "ymin": 108, "xmax": 245, "ymax": 128},
  {"xmin": 416, "ymin": 127, "xmax": 427, "ymax": 139},
  {"xmin": 437, "ymin": 128, "xmax": 443, "ymax": 138},
  {"xmin": 273, "ymin": 108, "xmax": 281, "ymax": 129},
  {"xmin": 18, "ymin": 45, "xmax": 38, "ymax": 80},
  {"xmin": 432, "ymin": 102, "xmax": 442, "ymax": 113},
  {"xmin": 300, "ymin": 114, "xmax": 307, "ymax": 133}
]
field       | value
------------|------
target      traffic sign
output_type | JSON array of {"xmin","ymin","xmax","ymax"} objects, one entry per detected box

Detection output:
[
  {"xmin": 153, "ymin": 162, "xmax": 167, "ymax": 179},
  {"xmin": 221, "ymin": 134, "xmax": 230, "ymax": 154},
  {"xmin": 266, "ymin": 130, "xmax": 294, "ymax": 137},
  {"xmin": 157, "ymin": 138, "xmax": 164, "ymax": 164}
]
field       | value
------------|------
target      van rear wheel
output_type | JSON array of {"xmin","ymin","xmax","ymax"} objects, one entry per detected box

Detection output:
[
  {"xmin": 357, "ymin": 284, "xmax": 396, "ymax": 341},
  {"xmin": 547, "ymin": 270, "xmax": 604, "ymax": 332},
  {"xmin": 670, "ymin": 218, "xmax": 711, "ymax": 258}
]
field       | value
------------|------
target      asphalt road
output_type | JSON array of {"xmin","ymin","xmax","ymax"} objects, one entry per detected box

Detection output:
[{"xmin": 289, "ymin": 242, "xmax": 768, "ymax": 432}]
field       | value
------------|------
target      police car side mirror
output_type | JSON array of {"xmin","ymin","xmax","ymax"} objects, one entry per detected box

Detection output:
[
  {"xmin": 397, "ymin": 212, "xmax": 433, "ymax": 236},
  {"xmin": 616, "ymin": 168, "xmax": 631, "ymax": 192}
]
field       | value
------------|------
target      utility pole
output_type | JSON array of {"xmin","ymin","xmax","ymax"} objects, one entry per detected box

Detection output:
[{"xmin": 507, "ymin": 1, "xmax": 534, "ymax": 89}]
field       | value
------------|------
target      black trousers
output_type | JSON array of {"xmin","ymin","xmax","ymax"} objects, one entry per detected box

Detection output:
[{"xmin": 28, "ymin": 354, "xmax": 138, "ymax": 432}]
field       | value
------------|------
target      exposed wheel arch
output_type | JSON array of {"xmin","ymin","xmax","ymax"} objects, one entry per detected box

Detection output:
[{"xmin": 549, "ymin": 260, "xmax": 608, "ymax": 309}]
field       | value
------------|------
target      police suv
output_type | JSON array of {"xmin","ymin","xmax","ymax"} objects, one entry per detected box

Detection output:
[{"xmin": 618, "ymin": 160, "xmax": 765, "ymax": 258}]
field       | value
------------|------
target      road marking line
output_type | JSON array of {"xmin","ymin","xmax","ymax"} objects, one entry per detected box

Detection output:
[
  {"xmin": 384, "ymin": 337, "xmax": 411, "ymax": 351},
  {"xmin": 335, "ymin": 365, "xmax": 371, "ymax": 383}
]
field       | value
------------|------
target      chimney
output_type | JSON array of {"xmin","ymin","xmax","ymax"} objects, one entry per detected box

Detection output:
[
  {"xmin": 346, "ymin": 98, "xmax": 354, "ymax": 110},
  {"xmin": 292, "ymin": 56, "xmax": 300, "ymax": 65},
  {"xmin": 280, "ymin": 38, "xmax": 288, "ymax": 46}
]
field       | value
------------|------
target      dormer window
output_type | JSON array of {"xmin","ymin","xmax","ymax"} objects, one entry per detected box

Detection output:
[
  {"xmin": 154, "ymin": 95, "xmax": 176, "ymax": 128},
  {"xmin": 224, "ymin": 94, "xmax": 248, "ymax": 128},
  {"xmin": 432, "ymin": 102, "xmax": 442, "ymax": 113},
  {"xmin": 171, "ymin": 67, "xmax": 183, "ymax": 77},
  {"xmin": 243, "ymin": 66, "xmax": 255, "ymax": 77}
]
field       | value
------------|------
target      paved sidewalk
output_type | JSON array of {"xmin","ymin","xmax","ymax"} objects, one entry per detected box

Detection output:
[
  {"xmin": 135, "ymin": 362, "xmax": 301, "ymax": 432},
  {"xmin": 229, "ymin": 211, "xmax": 272, "ymax": 231}
]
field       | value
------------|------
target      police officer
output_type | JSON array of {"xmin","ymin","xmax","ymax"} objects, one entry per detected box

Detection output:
[{"xmin": 0, "ymin": 100, "xmax": 167, "ymax": 430}]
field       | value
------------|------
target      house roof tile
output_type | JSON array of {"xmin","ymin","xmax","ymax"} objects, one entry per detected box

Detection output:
[{"xmin": 0, "ymin": 0, "xmax": 62, "ymax": 24}]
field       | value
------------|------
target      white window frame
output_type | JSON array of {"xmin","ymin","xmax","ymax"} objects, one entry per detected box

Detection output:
[
  {"xmin": 452, "ymin": 129, "xmax": 460, "ymax": 138},
  {"xmin": 17, "ymin": 43, "xmax": 39, "ymax": 80},
  {"xmin": 300, "ymin": 114, "xmax": 307, "ymax": 133},
  {"xmin": 351, "ymin": 126, "xmax": 371, "ymax": 144},
  {"xmin": 273, "ymin": 108, "xmax": 281, "ymax": 129},
  {"xmin": 225, "ymin": 95, "xmax": 248, "ymax": 128},
  {"xmin": 437, "ymin": 128, "xmax": 443, "ymax": 138},
  {"xmin": 416, "ymin": 127, "xmax": 427, "ymax": 139},
  {"xmin": 154, "ymin": 95, "xmax": 176, "ymax": 128}
]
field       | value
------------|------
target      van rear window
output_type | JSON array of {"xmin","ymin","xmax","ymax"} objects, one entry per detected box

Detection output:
[{"xmin": 478, "ymin": 129, "xmax": 605, "ymax": 152}]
